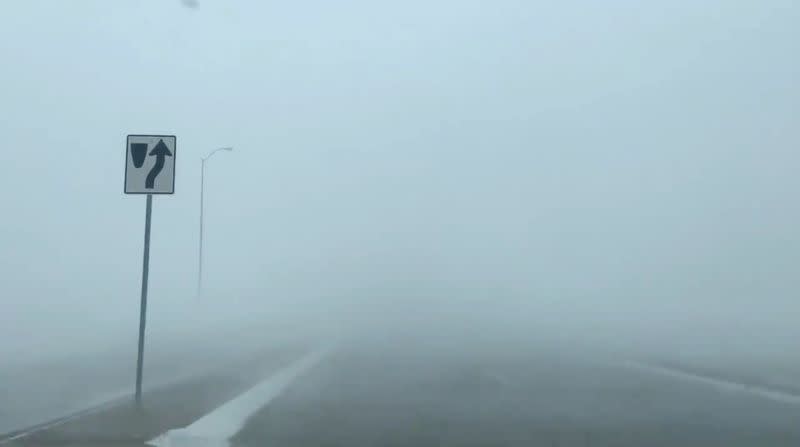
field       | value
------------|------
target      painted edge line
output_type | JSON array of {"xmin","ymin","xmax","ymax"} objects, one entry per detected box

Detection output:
[
  {"xmin": 0, "ymin": 367, "xmax": 207, "ymax": 445},
  {"xmin": 146, "ymin": 347, "xmax": 332, "ymax": 447},
  {"xmin": 624, "ymin": 361, "xmax": 800, "ymax": 405},
  {"xmin": 0, "ymin": 347, "xmax": 303, "ymax": 444}
]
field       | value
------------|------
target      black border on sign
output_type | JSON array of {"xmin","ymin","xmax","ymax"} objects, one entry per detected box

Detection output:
[{"xmin": 124, "ymin": 134, "xmax": 177, "ymax": 195}]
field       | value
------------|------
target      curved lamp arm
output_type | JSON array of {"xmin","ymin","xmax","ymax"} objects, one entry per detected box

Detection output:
[{"xmin": 202, "ymin": 147, "xmax": 233, "ymax": 161}]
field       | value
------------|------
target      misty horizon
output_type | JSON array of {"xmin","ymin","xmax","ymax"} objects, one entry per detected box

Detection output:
[{"xmin": 1, "ymin": 0, "xmax": 798, "ymax": 372}]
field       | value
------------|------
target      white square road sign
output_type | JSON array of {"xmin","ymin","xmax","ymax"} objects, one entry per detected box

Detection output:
[{"xmin": 125, "ymin": 135, "xmax": 176, "ymax": 194}]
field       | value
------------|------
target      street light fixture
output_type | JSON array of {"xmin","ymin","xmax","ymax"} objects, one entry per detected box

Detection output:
[{"xmin": 198, "ymin": 147, "xmax": 233, "ymax": 297}]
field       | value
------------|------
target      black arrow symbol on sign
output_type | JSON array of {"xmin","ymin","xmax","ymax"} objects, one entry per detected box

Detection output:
[{"xmin": 145, "ymin": 139, "xmax": 173, "ymax": 189}]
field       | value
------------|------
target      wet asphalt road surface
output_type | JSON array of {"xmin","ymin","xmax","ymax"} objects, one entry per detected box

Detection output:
[
  {"xmin": 232, "ymin": 340, "xmax": 800, "ymax": 447},
  {"xmin": 7, "ymin": 338, "xmax": 800, "ymax": 446}
]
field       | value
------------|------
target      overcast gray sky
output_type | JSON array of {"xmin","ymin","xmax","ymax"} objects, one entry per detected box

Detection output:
[{"xmin": 1, "ymin": 1, "xmax": 798, "ymax": 360}]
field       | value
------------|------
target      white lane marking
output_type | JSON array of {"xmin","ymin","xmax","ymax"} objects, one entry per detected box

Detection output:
[
  {"xmin": 147, "ymin": 348, "xmax": 331, "ymax": 447},
  {"xmin": 625, "ymin": 361, "xmax": 800, "ymax": 405},
  {"xmin": 0, "ymin": 367, "xmax": 211, "ymax": 445}
]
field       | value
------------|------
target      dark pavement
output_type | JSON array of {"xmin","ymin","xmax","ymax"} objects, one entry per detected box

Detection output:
[
  {"xmin": 1, "ymin": 344, "xmax": 304, "ymax": 447},
  {"xmin": 7, "ymin": 337, "xmax": 800, "ymax": 446},
  {"xmin": 232, "ymin": 339, "xmax": 800, "ymax": 447}
]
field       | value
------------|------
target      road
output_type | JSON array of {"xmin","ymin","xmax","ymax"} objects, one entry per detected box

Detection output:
[
  {"xmin": 229, "ymin": 340, "xmax": 800, "ymax": 447},
  {"xmin": 7, "ymin": 337, "xmax": 800, "ymax": 446}
]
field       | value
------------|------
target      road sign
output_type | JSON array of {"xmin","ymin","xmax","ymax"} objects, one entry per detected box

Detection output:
[
  {"xmin": 125, "ymin": 135, "xmax": 176, "ymax": 194},
  {"xmin": 124, "ymin": 134, "xmax": 176, "ymax": 406}
]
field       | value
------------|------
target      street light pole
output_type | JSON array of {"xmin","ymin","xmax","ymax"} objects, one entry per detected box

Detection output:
[
  {"xmin": 197, "ymin": 147, "xmax": 232, "ymax": 298},
  {"xmin": 198, "ymin": 158, "xmax": 205, "ymax": 298}
]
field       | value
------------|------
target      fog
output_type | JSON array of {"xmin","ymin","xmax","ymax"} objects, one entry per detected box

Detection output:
[{"xmin": 1, "ymin": 0, "xmax": 799, "ymax": 373}]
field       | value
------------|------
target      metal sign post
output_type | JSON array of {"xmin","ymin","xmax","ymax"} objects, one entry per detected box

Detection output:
[
  {"xmin": 135, "ymin": 194, "xmax": 153, "ymax": 406},
  {"xmin": 125, "ymin": 134, "xmax": 176, "ymax": 408}
]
